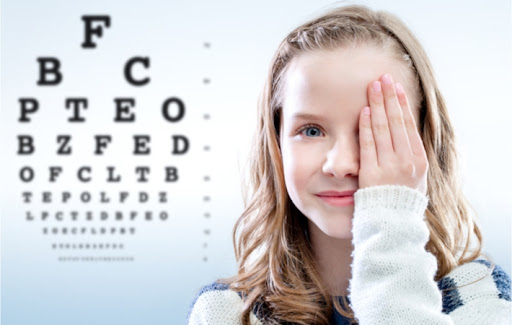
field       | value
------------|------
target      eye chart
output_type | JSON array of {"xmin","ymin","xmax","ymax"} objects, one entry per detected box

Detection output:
[{"xmin": 1, "ymin": 2, "xmax": 255, "ymax": 324}]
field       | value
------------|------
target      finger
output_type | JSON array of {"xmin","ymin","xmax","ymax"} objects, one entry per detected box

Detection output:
[
  {"xmin": 367, "ymin": 80, "xmax": 393, "ymax": 164},
  {"xmin": 359, "ymin": 106, "xmax": 377, "ymax": 171},
  {"xmin": 395, "ymin": 82, "xmax": 427, "ymax": 158},
  {"xmin": 380, "ymin": 74, "xmax": 412, "ymax": 158}
]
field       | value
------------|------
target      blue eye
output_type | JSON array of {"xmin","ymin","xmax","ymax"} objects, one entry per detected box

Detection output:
[{"xmin": 301, "ymin": 126, "xmax": 323, "ymax": 137}]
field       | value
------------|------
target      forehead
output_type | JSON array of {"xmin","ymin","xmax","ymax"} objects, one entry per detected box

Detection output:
[{"xmin": 281, "ymin": 46, "xmax": 418, "ymax": 118}]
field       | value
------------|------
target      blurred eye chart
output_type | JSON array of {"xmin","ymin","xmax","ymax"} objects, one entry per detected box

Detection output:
[
  {"xmin": 1, "ymin": 2, "xmax": 252, "ymax": 324},
  {"xmin": 1, "ymin": 1, "xmax": 510, "ymax": 324}
]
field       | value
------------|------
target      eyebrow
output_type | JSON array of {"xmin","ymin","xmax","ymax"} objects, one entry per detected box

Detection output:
[{"xmin": 290, "ymin": 112, "xmax": 326, "ymax": 122}]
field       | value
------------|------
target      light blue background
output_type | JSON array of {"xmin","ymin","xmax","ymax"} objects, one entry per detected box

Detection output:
[{"xmin": 1, "ymin": 0, "xmax": 510, "ymax": 324}]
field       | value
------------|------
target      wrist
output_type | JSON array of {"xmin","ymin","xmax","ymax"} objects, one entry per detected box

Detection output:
[{"xmin": 354, "ymin": 184, "xmax": 428, "ymax": 216}]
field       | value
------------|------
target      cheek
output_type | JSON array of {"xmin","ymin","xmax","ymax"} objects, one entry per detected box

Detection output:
[{"xmin": 281, "ymin": 141, "xmax": 320, "ymax": 196}]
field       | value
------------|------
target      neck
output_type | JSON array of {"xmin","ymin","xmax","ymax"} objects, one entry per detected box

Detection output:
[{"xmin": 308, "ymin": 221, "xmax": 353, "ymax": 297}]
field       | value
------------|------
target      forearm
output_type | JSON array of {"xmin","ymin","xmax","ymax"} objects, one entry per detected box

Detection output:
[{"xmin": 349, "ymin": 185, "xmax": 453, "ymax": 324}]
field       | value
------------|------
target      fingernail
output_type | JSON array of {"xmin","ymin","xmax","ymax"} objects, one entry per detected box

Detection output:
[
  {"xmin": 363, "ymin": 106, "xmax": 370, "ymax": 116},
  {"xmin": 382, "ymin": 74, "xmax": 392, "ymax": 85},
  {"xmin": 372, "ymin": 81, "xmax": 381, "ymax": 92},
  {"xmin": 395, "ymin": 82, "xmax": 404, "ymax": 94}
]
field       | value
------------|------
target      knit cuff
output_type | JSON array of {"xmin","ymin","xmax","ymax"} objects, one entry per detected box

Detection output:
[{"xmin": 354, "ymin": 184, "xmax": 428, "ymax": 217}]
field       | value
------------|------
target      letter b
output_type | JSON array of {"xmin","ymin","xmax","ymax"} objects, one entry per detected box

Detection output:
[{"xmin": 37, "ymin": 57, "xmax": 63, "ymax": 86}]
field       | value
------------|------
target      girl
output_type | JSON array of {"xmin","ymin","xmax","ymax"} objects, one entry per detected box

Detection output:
[{"xmin": 187, "ymin": 5, "xmax": 511, "ymax": 324}]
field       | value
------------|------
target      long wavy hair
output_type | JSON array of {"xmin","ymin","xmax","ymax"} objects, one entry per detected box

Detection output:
[{"xmin": 223, "ymin": 5, "xmax": 486, "ymax": 324}]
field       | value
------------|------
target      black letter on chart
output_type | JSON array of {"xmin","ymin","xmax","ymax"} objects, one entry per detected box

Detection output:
[
  {"xmin": 125, "ymin": 57, "xmax": 150, "ymax": 86},
  {"xmin": 20, "ymin": 167, "xmax": 34, "ymax": 182},
  {"xmin": 66, "ymin": 98, "xmax": 88, "ymax": 122},
  {"xmin": 94, "ymin": 135, "xmax": 112, "ymax": 155},
  {"xmin": 77, "ymin": 167, "xmax": 91, "ymax": 182},
  {"xmin": 135, "ymin": 166, "xmax": 150, "ymax": 182},
  {"xmin": 172, "ymin": 135, "xmax": 189, "ymax": 155},
  {"xmin": 106, "ymin": 167, "xmax": 121, "ymax": 182},
  {"xmin": 162, "ymin": 97, "xmax": 185, "ymax": 122},
  {"xmin": 19, "ymin": 98, "xmax": 39, "ymax": 122},
  {"xmin": 57, "ymin": 135, "xmax": 72, "ymax": 155},
  {"xmin": 22, "ymin": 192, "xmax": 33, "ymax": 203},
  {"xmin": 165, "ymin": 167, "xmax": 178, "ymax": 182},
  {"xmin": 133, "ymin": 135, "xmax": 150, "ymax": 155},
  {"xmin": 81, "ymin": 15, "xmax": 111, "ymax": 49},
  {"xmin": 114, "ymin": 98, "xmax": 136, "ymax": 122},
  {"xmin": 37, "ymin": 57, "xmax": 63, "ymax": 85},
  {"xmin": 18, "ymin": 135, "xmax": 34, "ymax": 155},
  {"xmin": 49, "ymin": 167, "xmax": 63, "ymax": 182}
]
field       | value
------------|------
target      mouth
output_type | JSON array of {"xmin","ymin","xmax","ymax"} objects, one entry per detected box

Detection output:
[
  {"xmin": 315, "ymin": 190, "xmax": 356, "ymax": 207},
  {"xmin": 316, "ymin": 190, "xmax": 356, "ymax": 197}
]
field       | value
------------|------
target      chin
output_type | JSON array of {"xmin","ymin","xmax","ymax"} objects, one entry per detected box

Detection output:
[
  {"xmin": 322, "ymin": 227, "xmax": 353, "ymax": 239},
  {"xmin": 309, "ymin": 216, "xmax": 354, "ymax": 240}
]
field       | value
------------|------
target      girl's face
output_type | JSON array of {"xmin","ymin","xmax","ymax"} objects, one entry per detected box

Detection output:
[{"xmin": 279, "ymin": 46, "xmax": 420, "ymax": 239}]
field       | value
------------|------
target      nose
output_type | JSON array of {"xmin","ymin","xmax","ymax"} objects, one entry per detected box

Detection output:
[{"xmin": 322, "ymin": 137, "xmax": 359, "ymax": 179}]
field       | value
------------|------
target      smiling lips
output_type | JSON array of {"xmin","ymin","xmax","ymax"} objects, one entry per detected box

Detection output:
[{"xmin": 315, "ymin": 190, "xmax": 356, "ymax": 207}]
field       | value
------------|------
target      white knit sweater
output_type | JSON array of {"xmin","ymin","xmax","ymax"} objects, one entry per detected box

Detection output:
[{"xmin": 187, "ymin": 185, "xmax": 511, "ymax": 324}]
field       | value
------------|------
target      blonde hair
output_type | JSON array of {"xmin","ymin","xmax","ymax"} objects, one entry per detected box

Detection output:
[{"xmin": 223, "ymin": 5, "xmax": 487, "ymax": 324}]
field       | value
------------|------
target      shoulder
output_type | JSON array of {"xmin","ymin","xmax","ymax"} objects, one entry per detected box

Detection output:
[
  {"xmin": 437, "ymin": 258, "xmax": 511, "ymax": 322},
  {"xmin": 186, "ymin": 281, "xmax": 263, "ymax": 325}
]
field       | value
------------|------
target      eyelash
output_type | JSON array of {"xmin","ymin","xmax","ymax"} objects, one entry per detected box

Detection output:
[{"xmin": 297, "ymin": 124, "xmax": 324, "ymax": 137}]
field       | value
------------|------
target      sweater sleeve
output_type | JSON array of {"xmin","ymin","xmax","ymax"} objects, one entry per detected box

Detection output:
[
  {"xmin": 187, "ymin": 288, "xmax": 244, "ymax": 325},
  {"xmin": 440, "ymin": 260, "xmax": 512, "ymax": 324},
  {"xmin": 186, "ymin": 283, "xmax": 263, "ymax": 325},
  {"xmin": 348, "ymin": 185, "xmax": 453, "ymax": 324}
]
